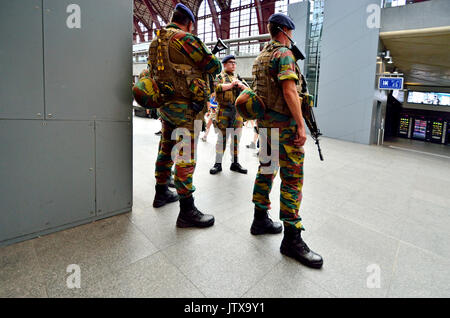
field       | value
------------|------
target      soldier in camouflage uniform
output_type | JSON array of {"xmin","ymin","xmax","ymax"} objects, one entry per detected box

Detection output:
[
  {"xmin": 250, "ymin": 13, "xmax": 323, "ymax": 268},
  {"xmin": 209, "ymin": 55, "xmax": 248, "ymax": 175},
  {"xmin": 148, "ymin": 4, "xmax": 221, "ymax": 228}
]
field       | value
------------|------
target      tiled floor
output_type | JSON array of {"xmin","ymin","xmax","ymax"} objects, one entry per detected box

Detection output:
[
  {"xmin": 1, "ymin": 116, "xmax": 449, "ymax": 298},
  {"xmin": 384, "ymin": 137, "xmax": 450, "ymax": 158}
]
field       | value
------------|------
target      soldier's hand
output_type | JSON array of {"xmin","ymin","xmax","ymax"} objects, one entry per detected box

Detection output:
[{"xmin": 295, "ymin": 125, "xmax": 307, "ymax": 147}]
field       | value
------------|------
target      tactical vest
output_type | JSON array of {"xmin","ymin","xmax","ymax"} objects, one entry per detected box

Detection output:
[
  {"xmin": 252, "ymin": 42, "xmax": 302, "ymax": 116},
  {"xmin": 148, "ymin": 28, "xmax": 206, "ymax": 101},
  {"xmin": 215, "ymin": 71, "xmax": 237, "ymax": 107}
]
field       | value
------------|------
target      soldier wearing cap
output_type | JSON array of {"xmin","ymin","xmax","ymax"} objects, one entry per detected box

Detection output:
[
  {"xmin": 148, "ymin": 3, "xmax": 222, "ymax": 228},
  {"xmin": 250, "ymin": 13, "xmax": 323, "ymax": 268},
  {"xmin": 209, "ymin": 55, "xmax": 248, "ymax": 175}
]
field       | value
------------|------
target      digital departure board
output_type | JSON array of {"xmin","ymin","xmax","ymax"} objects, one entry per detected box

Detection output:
[
  {"xmin": 431, "ymin": 121, "xmax": 443, "ymax": 142},
  {"xmin": 407, "ymin": 91, "xmax": 450, "ymax": 107},
  {"xmin": 399, "ymin": 116, "xmax": 410, "ymax": 137},
  {"xmin": 413, "ymin": 119, "xmax": 427, "ymax": 140}
]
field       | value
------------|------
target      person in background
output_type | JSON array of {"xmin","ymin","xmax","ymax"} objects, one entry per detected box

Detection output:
[
  {"xmin": 201, "ymin": 92, "xmax": 218, "ymax": 142},
  {"xmin": 246, "ymin": 120, "xmax": 259, "ymax": 150},
  {"xmin": 209, "ymin": 55, "xmax": 248, "ymax": 175}
]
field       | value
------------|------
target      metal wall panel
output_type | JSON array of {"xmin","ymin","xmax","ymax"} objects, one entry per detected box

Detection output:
[
  {"xmin": 43, "ymin": 0, "xmax": 133, "ymax": 121},
  {"xmin": 0, "ymin": 120, "xmax": 95, "ymax": 243},
  {"xmin": 95, "ymin": 121, "xmax": 132, "ymax": 216},
  {"xmin": 0, "ymin": 0, "xmax": 44, "ymax": 119},
  {"xmin": 381, "ymin": 0, "xmax": 450, "ymax": 33},
  {"xmin": 314, "ymin": 0, "xmax": 380, "ymax": 144}
]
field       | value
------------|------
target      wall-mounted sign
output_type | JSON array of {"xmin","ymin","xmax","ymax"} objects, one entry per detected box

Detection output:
[{"xmin": 378, "ymin": 77, "xmax": 404, "ymax": 90}]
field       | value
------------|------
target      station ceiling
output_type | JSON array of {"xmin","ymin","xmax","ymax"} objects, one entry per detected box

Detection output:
[
  {"xmin": 133, "ymin": 0, "xmax": 231, "ymax": 27},
  {"xmin": 134, "ymin": 1, "xmax": 199, "ymax": 27},
  {"xmin": 380, "ymin": 27, "xmax": 450, "ymax": 87}
]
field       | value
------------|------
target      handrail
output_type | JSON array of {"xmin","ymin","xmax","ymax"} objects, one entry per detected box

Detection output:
[{"xmin": 204, "ymin": 34, "xmax": 270, "ymax": 47}]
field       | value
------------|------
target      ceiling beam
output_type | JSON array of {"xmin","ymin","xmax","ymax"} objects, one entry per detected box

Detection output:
[
  {"xmin": 254, "ymin": 0, "xmax": 265, "ymax": 35},
  {"xmin": 133, "ymin": 16, "xmax": 146, "ymax": 42},
  {"xmin": 134, "ymin": 10, "xmax": 153, "ymax": 33},
  {"xmin": 260, "ymin": 0, "xmax": 276, "ymax": 34},
  {"xmin": 142, "ymin": 0, "xmax": 161, "ymax": 29},
  {"xmin": 221, "ymin": 9, "xmax": 230, "ymax": 39},
  {"xmin": 133, "ymin": 1, "xmax": 155, "ymax": 32},
  {"xmin": 207, "ymin": 0, "xmax": 222, "ymax": 39},
  {"xmin": 139, "ymin": 15, "xmax": 154, "ymax": 40}
]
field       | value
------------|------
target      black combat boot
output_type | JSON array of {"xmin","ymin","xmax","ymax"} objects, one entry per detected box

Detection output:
[
  {"xmin": 250, "ymin": 208, "xmax": 282, "ymax": 235},
  {"xmin": 209, "ymin": 163, "xmax": 222, "ymax": 175},
  {"xmin": 230, "ymin": 158, "xmax": 247, "ymax": 174},
  {"xmin": 176, "ymin": 196, "xmax": 215, "ymax": 228},
  {"xmin": 280, "ymin": 227, "xmax": 323, "ymax": 269},
  {"xmin": 152, "ymin": 184, "xmax": 179, "ymax": 208}
]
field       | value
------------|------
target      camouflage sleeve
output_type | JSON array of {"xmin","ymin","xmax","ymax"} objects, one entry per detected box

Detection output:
[
  {"xmin": 273, "ymin": 48, "xmax": 299, "ymax": 82},
  {"xmin": 173, "ymin": 32, "xmax": 222, "ymax": 77},
  {"xmin": 214, "ymin": 74, "xmax": 226, "ymax": 93}
]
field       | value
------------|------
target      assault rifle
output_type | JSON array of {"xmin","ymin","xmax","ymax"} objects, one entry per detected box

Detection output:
[
  {"xmin": 192, "ymin": 39, "xmax": 229, "ymax": 114},
  {"xmin": 212, "ymin": 38, "xmax": 228, "ymax": 55},
  {"xmin": 209, "ymin": 38, "xmax": 229, "ymax": 93},
  {"xmin": 277, "ymin": 27, "xmax": 324, "ymax": 161},
  {"xmin": 237, "ymin": 74, "xmax": 250, "ymax": 88},
  {"xmin": 299, "ymin": 77, "xmax": 324, "ymax": 161}
]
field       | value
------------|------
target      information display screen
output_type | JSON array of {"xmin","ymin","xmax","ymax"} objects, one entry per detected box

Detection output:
[
  {"xmin": 399, "ymin": 116, "xmax": 410, "ymax": 136},
  {"xmin": 407, "ymin": 91, "xmax": 450, "ymax": 106},
  {"xmin": 431, "ymin": 121, "xmax": 443, "ymax": 142},
  {"xmin": 413, "ymin": 119, "xmax": 427, "ymax": 140}
]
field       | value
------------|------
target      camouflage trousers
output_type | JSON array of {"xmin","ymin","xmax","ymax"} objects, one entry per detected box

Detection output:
[
  {"xmin": 155, "ymin": 119, "xmax": 198, "ymax": 199},
  {"xmin": 214, "ymin": 107, "xmax": 244, "ymax": 164},
  {"xmin": 252, "ymin": 126, "xmax": 305, "ymax": 230}
]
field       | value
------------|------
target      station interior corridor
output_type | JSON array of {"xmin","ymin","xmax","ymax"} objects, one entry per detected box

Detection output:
[{"xmin": 1, "ymin": 116, "xmax": 449, "ymax": 298}]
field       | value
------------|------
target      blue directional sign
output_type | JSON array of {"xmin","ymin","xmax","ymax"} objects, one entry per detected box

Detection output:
[{"xmin": 379, "ymin": 77, "xmax": 404, "ymax": 90}]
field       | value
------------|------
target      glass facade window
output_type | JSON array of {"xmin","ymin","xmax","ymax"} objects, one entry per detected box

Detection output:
[
  {"xmin": 196, "ymin": 0, "xmax": 306, "ymax": 56},
  {"xmin": 197, "ymin": 0, "xmax": 268, "ymax": 56},
  {"xmin": 304, "ymin": 0, "xmax": 324, "ymax": 106},
  {"xmin": 197, "ymin": 2, "xmax": 258, "ymax": 38},
  {"xmin": 275, "ymin": 0, "xmax": 303, "ymax": 14},
  {"xmin": 228, "ymin": 1, "xmax": 258, "ymax": 40}
]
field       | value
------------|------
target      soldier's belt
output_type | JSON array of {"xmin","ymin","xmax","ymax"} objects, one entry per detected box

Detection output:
[{"xmin": 260, "ymin": 118, "xmax": 296, "ymax": 129}]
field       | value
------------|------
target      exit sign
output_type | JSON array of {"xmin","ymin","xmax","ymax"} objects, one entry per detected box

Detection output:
[{"xmin": 379, "ymin": 77, "xmax": 404, "ymax": 90}]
